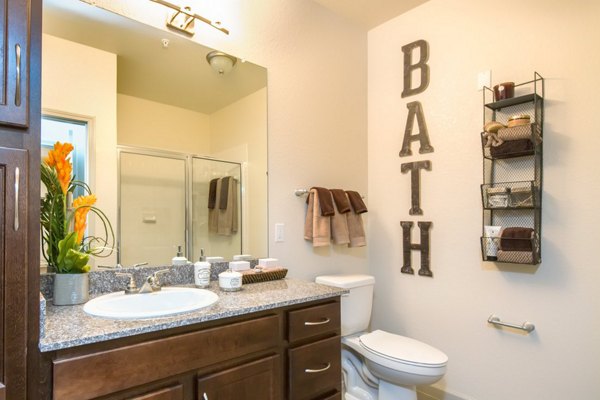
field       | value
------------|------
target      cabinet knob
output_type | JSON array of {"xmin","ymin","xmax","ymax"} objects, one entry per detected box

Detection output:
[{"xmin": 304, "ymin": 317, "xmax": 330, "ymax": 326}]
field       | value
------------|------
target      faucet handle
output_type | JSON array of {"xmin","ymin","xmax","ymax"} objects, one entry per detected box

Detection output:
[
  {"xmin": 147, "ymin": 269, "xmax": 170, "ymax": 289},
  {"xmin": 115, "ymin": 272, "xmax": 138, "ymax": 294}
]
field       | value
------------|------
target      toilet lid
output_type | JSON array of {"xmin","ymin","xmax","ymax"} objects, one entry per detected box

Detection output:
[{"xmin": 359, "ymin": 330, "xmax": 448, "ymax": 367}]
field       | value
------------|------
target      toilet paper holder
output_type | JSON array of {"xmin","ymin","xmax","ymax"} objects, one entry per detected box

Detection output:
[{"xmin": 487, "ymin": 314, "xmax": 535, "ymax": 333}]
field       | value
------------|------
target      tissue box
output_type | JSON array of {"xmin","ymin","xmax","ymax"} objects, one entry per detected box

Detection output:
[
  {"xmin": 258, "ymin": 258, "xmax": 279, "ymax": 267},
  {"xmin": 229, "ymin": 261, "xmax": 250, "ymax": 271}
]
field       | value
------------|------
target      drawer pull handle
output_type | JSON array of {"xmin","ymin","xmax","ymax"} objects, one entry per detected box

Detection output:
[
  {"xmin": 305, "ymin": 363, "xmax": 331, "ymax": 374},
  {"xmin": 15, "ymin": 44, "xmax": 21, "ymax": 106},
  {"xmin": 304, "ymin": 318, "xmax": 330, "ymax": 326},
  {"xmin": 14, "ymin": 167, "xmax": 19, "ymax": 231},
  {"xmin": 202, "ymin": 393, "xmax": 208, "ymax": 400}
]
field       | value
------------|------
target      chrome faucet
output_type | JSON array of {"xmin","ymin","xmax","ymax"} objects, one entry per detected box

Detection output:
[
  {"xmin": 138, "ymin": 269, "xmax": 170, "ymax": 294},
  {"xmin": 113, "ymin": 268, "xmax": 170, "ymax": 295}
]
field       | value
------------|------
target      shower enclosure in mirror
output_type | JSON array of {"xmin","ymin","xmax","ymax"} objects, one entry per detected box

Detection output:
[
  {"xmin": 42, "ymin": 0, "xmax": 268, "ymax": 268},
  {"xmin": 119, "ymin": 147, "xmax": 242, "ymax": 266}
]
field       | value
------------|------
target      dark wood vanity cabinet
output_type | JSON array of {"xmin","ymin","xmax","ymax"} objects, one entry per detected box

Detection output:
[
  {"xmin": 0, "ymin": 0, "xmax": 32, "ymax": 128},
  {"xmin": 41, "ymin": 297, "xmax": 341, "ymax": 400}
]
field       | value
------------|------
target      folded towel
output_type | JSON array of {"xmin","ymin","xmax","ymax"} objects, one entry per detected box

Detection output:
[
  {"xmin": 219, "ymin": 176, "xmax": 231, "ymax": 210},
  {"xmin": 497, "ymin": 250, "xmax": 533, "ymax": 264},
  {"xmin": 498, "ymin": 124, "xmax": 542, "ymax": 144},
  {"xmin": 490, "ymin": 139, "xmax": 534, "ymax": 159},
  {"xmin": 330, "ymin": 189, "xmax": 351, "ymax": 214},
  {"xmin": 346, "ymin": 191, "xmax": 368, "ymax": 214},
  {"xmin": 330, "ymin": 191, "xmax": 350, "ymax": 245},
  {"xmin": 307, "ymin": 187, "xmax": 335, "ymax": 216},
  {"xmin": 500, "ymin": 227, "xmax": 534, "ymax": 251},
  {"xmin": 208, "ymin": 178, "xmax": 218, "ymax": 209},
  {"xmin": 217, "ymin": 177, "xmax": 238, "ymax": 236},
  {"xmin": 347, "ymin": 210, "xmax": 366, "ymax": 247},
  {"xmin": 304, "ymin": 189, "xmax": 331, "ymax": 247}
]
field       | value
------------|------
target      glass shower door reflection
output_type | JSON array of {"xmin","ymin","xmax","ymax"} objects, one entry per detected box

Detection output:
[
  {"xmin": 192, "ymin": 157, "xmax": 241, "ymax": 262},
  {"xmin": 119, "ymin": 152, "xmax": 186, "ymax": 266}
]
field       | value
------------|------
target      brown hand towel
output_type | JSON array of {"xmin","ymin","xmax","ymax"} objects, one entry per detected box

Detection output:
[
  {"xmin": 330, "ymin": 191, "xmax": 350, "ymax": 245},
  {"xmin": 219, "ymin": 176, "xmax": 231, "ymax": 210},
  {"xmin": 308, "ymin": 187, "xmax": 335, "ymax": 216},
  {"xmin": 330, "ymin": 189, "xmax": 351, "ymax": 214},
  {"xmin": 490, "ymin": 139, "xmax": 534, "ymax": 159},
  {"xmin": 346, "ymin": 190, "xmax": 368, "ymax": 214},
  {"xmin": 218, "ymin": 177, "xmax": 238, "ymax": 236},
  {"xmin": 208, "ymin": 178, "xmax": 218, "ymax": 209},
  {"xmin": 304, "ymin": 189, "xmax": 331, "ymax": 247},
  {"xmin": 499, "ymin": 227, "xmax": 534, "ymax": 251}
]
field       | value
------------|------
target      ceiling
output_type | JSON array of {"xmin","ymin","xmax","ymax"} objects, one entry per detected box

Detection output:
[
  {"xmin": 312, "ymin": 0, "xmax": 429, "ymax": 29},
  {"xmin": 43, "ymin": 0, "xmax": 267, "ymax": 115}
]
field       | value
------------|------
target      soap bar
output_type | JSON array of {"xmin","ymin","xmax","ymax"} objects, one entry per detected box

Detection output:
[
  {"xmin": 233, "ymin": 254, "xmax": 253, "ymax": 261},
  {"xmin": 229, "ymin": 261, "xmax": 250, "ymax": 271},
  {"xmin": 258, "ymin": 258, "xmax": 279, "ymax": 267}
]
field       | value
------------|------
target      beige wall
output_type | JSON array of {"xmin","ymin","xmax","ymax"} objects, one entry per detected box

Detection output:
[
  {"xmin": 368, "ymin": 0, "xmax": 600, "ymax": 399},
  {"xmin": 42, "ymin": 33, "xmax": 118, "ymax": 267},
  {"xmin": 90, "ymin": 0, "xmax": 369, "ymax": 279},
  {"xmin": 210, "ymin": 88, "xmax": 268, "ymax": 258},
  {"xmin": 117, "ymin": 94, "xmax": 211, "ymax": 154}
]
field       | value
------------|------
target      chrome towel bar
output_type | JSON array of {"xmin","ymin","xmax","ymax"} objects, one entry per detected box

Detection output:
[{"xmin": 488, "ymin": 314, "xmax": 535, "ymax": 333}]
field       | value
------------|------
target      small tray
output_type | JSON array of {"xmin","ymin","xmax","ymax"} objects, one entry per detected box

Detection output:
[{"xmin": 241, "ymin": 268, "xmax": 288, "ymax": 284}]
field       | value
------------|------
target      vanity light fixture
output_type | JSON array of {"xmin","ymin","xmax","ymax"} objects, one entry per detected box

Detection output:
[
  {"xmin": 206, "ymin": 51, "xmax": 237, "ymax": 75},
  {"xmin": 150, "ymin": 0, "xmax": 229, "ymax": 36}
]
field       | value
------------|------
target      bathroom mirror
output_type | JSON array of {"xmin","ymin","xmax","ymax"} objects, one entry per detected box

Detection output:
[{"xmin": 41, "ymin": 0, "xmax": 268, "ymax": 266}]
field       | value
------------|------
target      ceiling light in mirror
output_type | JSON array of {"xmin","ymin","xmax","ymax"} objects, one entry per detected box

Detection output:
[{"xmin": 206, "ymin": 51, "xmax": 238, "ymax": 75}]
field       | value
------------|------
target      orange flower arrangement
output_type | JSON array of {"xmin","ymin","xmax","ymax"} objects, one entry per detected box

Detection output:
[{"xmin": 41, "ymin": 142, "xmax": 113, "ymax": 274}]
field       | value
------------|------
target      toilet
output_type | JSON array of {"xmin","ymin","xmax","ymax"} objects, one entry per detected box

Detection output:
[{"xmin": 315, "ymin": 274, "xmax": 448, "ymax": 400}]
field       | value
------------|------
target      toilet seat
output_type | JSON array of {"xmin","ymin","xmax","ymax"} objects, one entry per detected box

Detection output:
[{"xmin": 359, "ymin": 330, "xmax": 447, "ymax": 369}]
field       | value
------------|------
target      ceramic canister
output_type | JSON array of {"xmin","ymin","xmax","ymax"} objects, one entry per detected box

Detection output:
[{"xmin": 218, "ymin": 270, "xmax": 242, "ymax": 292}]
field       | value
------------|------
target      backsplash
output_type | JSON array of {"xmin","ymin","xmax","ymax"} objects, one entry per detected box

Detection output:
[{"xmin": 40, "ymin": 260, "xmax": 258, "ymax": 300}]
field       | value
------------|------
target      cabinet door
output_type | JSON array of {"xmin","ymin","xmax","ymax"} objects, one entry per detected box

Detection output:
[
  {"xmin": 0, "ymin": 0, "xmax": 30, "ymax": 128},
  {"xmin": 0, "ymin": 147, "xmax": 28, "ymax": 399},
  {"xmin": 197, "ymin": 355, "xmax": 281, "ymax": 400}
]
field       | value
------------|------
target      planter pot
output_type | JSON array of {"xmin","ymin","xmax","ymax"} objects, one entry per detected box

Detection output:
[{"xmin": 53, "ymin": 273, "xmax": 89, "ymax": 305}]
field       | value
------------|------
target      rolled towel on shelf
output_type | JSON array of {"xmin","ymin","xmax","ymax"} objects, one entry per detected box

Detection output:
[
  {"xmin": 497, "ymin": 124, "xmax": 542, "ymax": 144},
  {"xmin": 497, "ymin": 250, "xmax": 534, "ymax": 264},
  {"xmin": 490, "ymin": 139, "xmax": 534, "ymax": 159},
  {"xmin": 499, "ymin": 227, "xmax": 534, "ymax": 252}
]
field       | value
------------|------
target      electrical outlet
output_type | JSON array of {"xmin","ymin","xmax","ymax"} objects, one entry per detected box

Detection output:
[
  {"xmin": 477, "ymin": 70, "xmax": 491, "ymax": 90},
  {"xmin": 275, "ymin": 223, "xmax": 285, "ymax": 242}
]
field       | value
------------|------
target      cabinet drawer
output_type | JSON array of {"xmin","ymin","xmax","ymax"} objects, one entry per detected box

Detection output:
[
  {"xmin": 288, "ymin": 302, "xmax": 340, "ymax": 343},
  {"xmin": 288, "ymin": 336, "xmax": 341, "ymax": 400},
  {"xmin": 129, "ymin": 384, "xmax": 183, "ymax": 400},
  {"xmin": 53, "ymin": 315, "xmax": 280, "ymax": 400}
]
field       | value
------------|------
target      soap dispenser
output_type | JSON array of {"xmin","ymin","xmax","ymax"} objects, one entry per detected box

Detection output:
[
  {"xmin": 194, "ymin": 249, "xmax": 211, "ymax": 288},
  {"xmin": 172, "ymin": 245, "xmax": 188, "ymax": 266}
]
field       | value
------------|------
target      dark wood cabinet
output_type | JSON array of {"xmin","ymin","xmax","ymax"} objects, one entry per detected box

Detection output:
[
  {"xmin": 0, "ymin": 147, "xmax": 28, "ymax": 399},
  {"xmin": 41, "ymin": 298, "xmax": 342, "ymax": 400},
  {"xmin": 0, "ymin": 0, "xmax": 41, "ymax": 398},
  {"xmin": 0, "ymin": 0, "xmax": 31, "ymax": 128}
]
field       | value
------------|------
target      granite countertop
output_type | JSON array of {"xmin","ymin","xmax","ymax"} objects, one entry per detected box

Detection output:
[{"xmin": 39, "ymin": 278, "xmax": 346, "ymax": 352}]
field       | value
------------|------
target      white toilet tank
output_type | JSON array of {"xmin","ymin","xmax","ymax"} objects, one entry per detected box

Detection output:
[{"xmin": 315, "ymin": 274, "xmax": 375, "ymax": 336}]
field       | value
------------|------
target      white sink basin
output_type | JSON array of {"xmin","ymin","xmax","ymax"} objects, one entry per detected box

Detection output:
[{"xmin": 83, "ymin": 287, "xmax": 219, "ymax": 320}]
